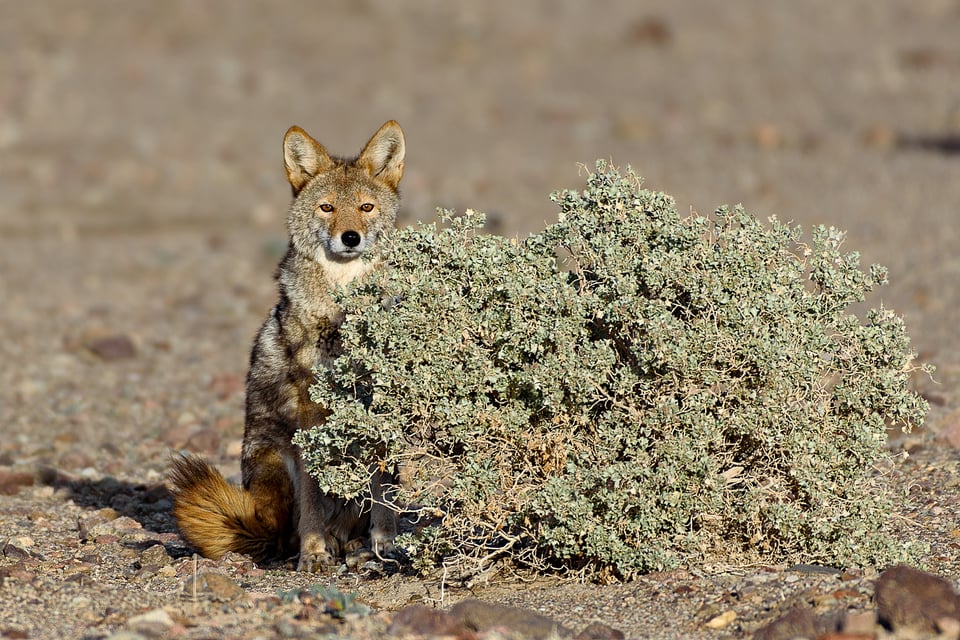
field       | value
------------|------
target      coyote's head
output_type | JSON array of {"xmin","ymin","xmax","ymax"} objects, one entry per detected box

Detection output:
[{"xmin": 282, "ymin": 121, "xmax": 405, "ymax": 263}]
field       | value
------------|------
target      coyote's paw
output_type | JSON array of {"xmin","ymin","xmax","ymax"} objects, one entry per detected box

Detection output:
[
  {"xmin": 297, "ymin": 533, "xmax": 336, "ymax": 572},
  {"xmin": 372, "ymin": 533, "xmax": 399, "ymax": 562}
]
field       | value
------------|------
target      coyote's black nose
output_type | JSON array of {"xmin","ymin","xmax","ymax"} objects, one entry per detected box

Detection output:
[{"xmin": 341, "ymin": 231, "xmax": 362, "ymax": 248}]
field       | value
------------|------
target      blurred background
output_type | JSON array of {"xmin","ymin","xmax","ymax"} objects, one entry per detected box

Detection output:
[{"xmin": 1, "ymin": 1, "xmax": 958, "ymax": 453}]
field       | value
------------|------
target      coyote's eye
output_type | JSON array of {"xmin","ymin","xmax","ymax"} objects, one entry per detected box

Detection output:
[
  {"xmin": 318, "ymin": 204, "xmax": 334, "ymax": 213},
  {"xmin": 360, "ymin": 203, "xmax": 375, "ymax": 213}
]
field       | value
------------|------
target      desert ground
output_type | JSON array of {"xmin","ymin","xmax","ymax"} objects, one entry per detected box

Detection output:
[{"xmin": 1, "ymin": 2, "xmax": 960, "ymax": 638}]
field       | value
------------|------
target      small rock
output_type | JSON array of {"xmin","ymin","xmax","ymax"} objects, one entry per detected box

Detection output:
[
  {"xmin": 935, "ymin": 410, "xmax": 960, "ymax": 449},
  {"xmin": 0, "ymin": 470, "xmax": 35, "ymax": 495},
  {"xmin": 752, "ymin": 123, "xmax": 783, "ymax": 149},
  {"xmin": 86, "ymin": 516, "xmax": 151, "ymax": 544},
  {"xmin": 623, "ymin": 16, "xmax": 673, "ymax": 47},
  {"xmin": 57, "ymin": 448, "xmax": 95, "ymax": 470},
  {"xmin": 224, "ymin": 438, "xmax": 243, "ymax": 458},
  {"xmin": 863, "ymin": 124, "xmax": 897, "ymax": 149},
  {"xmin": 126, "ymin": 608, "xmax": 173, "ymax": 638},
  {"xmin": 0, "ymin": 562, "xmax": 36, "ymax": 583},
  {"xmin": 876, "ymin": 565, "xmax": 960, "ymax": 634},
  {"xmin": 140, "ymin": 543, "xmax": 172, "ymax": 567},
  {"xmin": 840, "ymin": 568, "xmax": 863, "ymax": 581},
  {"xmin": 85, "ymin": 335, "xmax": 137, "ymax": 360},
  {"xmin": 449, "ymin": 599, "xmax": 571, "ymax": 639},
  {"xmin": 754, "ymin": 607, "xmax": 826, "ymax": 640},
  {"xmin": 704, "ymin": 609, "xmax": 736, "ymax": 629},
  {"xmin": 157, "ymin": 565, "xmax": 177, "ymax": 578},
  {"xmin": 78, "ymin": 513, "xmax": 109, "ymax": 542},
  {"xmin": 387, "ymin": 605, "xmax": 469, "ymax": 638},
  {"xmin": 2, "ymin": 542, "xmax": 32, "ymax": 560},
  {"xmin": 184, "ymin": 427, "xmax": 220, "ymax": 454},
  {"xmin": 160, "ymin": 423, "xmax": 196, "ymax": 449},
  {"xmin": 574, "ymin": 622, "xmax": 626, "ymax": 640},
  {"xmin": 842, "ymin": 610, "xmax": 876, "ymax": 634},
  {"xmin": 182, "ymin": 572, "xmax": 246, "ymax": 602},
  {"xmin": 899, "ymin": 47, "xmax": 949, "ymax": 70},
  {"xmin": 831, "ymin": 588, "xmax": 861, "ymax": 600}
]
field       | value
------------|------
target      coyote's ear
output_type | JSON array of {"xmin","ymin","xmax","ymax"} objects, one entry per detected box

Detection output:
[
  {"xmin": 358, "ymin": 120, "xmax": 405, "ymax": 190},
  {"xmin": 283, "ymin": 126, "xmax": 334, "ymax": 195}
]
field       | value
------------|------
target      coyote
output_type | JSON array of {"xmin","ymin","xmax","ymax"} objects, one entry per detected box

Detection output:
[{"xmin": 169, "ymin": 121, "xmax": 405, "ymax": 571}]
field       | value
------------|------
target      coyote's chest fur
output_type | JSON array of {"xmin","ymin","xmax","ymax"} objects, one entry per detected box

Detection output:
[{"xmin": 277, "ymin": 251, "xmax": 373, "ymax": 373}]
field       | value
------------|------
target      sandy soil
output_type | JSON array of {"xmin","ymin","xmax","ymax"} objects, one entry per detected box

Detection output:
[{"xmin": 2, "ymin": 2, "xmax": 960, "ymax": 638}]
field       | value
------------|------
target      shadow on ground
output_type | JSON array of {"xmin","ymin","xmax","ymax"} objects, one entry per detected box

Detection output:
[{"xmin": 897, "ymin": 133, "xmax": 960, "ymax": 155}]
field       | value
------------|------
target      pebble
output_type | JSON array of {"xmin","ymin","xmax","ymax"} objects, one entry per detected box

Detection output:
[
  {"xmin": 184, "ymin": 427, "xmax": 221, "ymax": 454},
  {"xmin": 443, "ymin": 599, "xmax": 624, "ymax": 639},
  {"xmin": 449, "ymin": 599, "xmax": 570, "ymax": 639},
  {"xmin": 2, "ymin": 542, "xmax": 32, "ymax": 560},
  {"xmin": 863, "ymin": 124, "xmax": 897, "ymax": 149},
  {"xmin": 751, "ymin": 123, "xmax": 784, "ymax": 149},
  {"xmin": 935, "ymin": 409, "xmax": 960, "ymax": 449},
  {"xmin": 753, "ymin": 607, "xmax": 821, "ymax": 640},
  {"xmin": 224, "ymin": 438, "xmax": 243, "ymax": 458},
  {"xmin": 182, "ymin": 572, "xmax": 247, "ymax": 602},
  {"xmin": 140, "ymin": 543, "xmax": 172, "ymax": 567},
  {"xmin": 85, "ymin": 516, "xmax": 160, "ymax": 546},
  {"xmin": 0, "ymin": 469, "xmax": 35, "ymax": 495},
  {"xmin": 842, "ymin": 610, "xmax": 876, "ymax": 634},
  {"xmin": 125, "ymin": 608, "xmax": 174, "ymax": 638},
  {"xmin": 623, "ymin": 16, "xmax": 673, "ymax": 47},
  {"xmin": 85, "ymin": 335, "xmax": 137, "ymax": 360},
  {"xmin": 387, "ymin": 605, "xmax": 468, "ymax": 638},
  {"xmin": 704, "ymin": 609, "xmax": 736, "ymax": 629}
]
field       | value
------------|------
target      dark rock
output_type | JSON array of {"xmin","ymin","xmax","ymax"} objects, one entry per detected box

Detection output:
[
  {"xmin": 85, "ymin": 335, "xmax": 137, "ymax": 360},
  {"xmin": 574, "ymin": 621, "xmax": 626, "ymax": 640},
  {"xmin": 0, "ymin": 470, "xmax": 35, "ymax": 495},
  {"xmin": 450, "ymin": 599, "xmax": 571, "ymax": 639},
  {"xmin": 753, "ymin": 606, "xmax": 843, "ymax": 640},
  {"xmin": 875, "ymin": 565, "xmax": 960, "ymax": 633},
  {"xmin": 387, "ymin": 605, "xmax": 471, "ymax": 638},
  {"xmin": 0, "ymin": 561, "xmax": 36, "ymax": 584},
  {"xmin": 1, "ymin": 542, "xmax": 32, "ymax": 560},
  {"xmin": 623, "ymin": 17, "xmax": 673, "ymax": 48}
]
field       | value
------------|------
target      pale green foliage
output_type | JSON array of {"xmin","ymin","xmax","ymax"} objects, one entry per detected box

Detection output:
[
  {"xmin": 294, "ymin": 162, "xmax": 928, "ymax": 581},
  {"xmin": 278, "ymin": 584, "xmax": 370, "ymax": 618}
]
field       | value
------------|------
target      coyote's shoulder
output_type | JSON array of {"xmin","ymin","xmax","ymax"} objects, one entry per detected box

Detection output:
[{"xmin": 170, "ymin": 121, "xmax": 405, "ymax": 571}]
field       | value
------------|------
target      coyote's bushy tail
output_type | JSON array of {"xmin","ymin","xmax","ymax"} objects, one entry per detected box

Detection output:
[{"xmin": 168, "ymin": 453, "xmax": 292, "ymax": 564}]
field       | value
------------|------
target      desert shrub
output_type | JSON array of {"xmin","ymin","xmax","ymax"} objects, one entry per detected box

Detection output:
[{"xmin": 294, "ymin": 162, "xmax": 929, "ymax": 581}]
